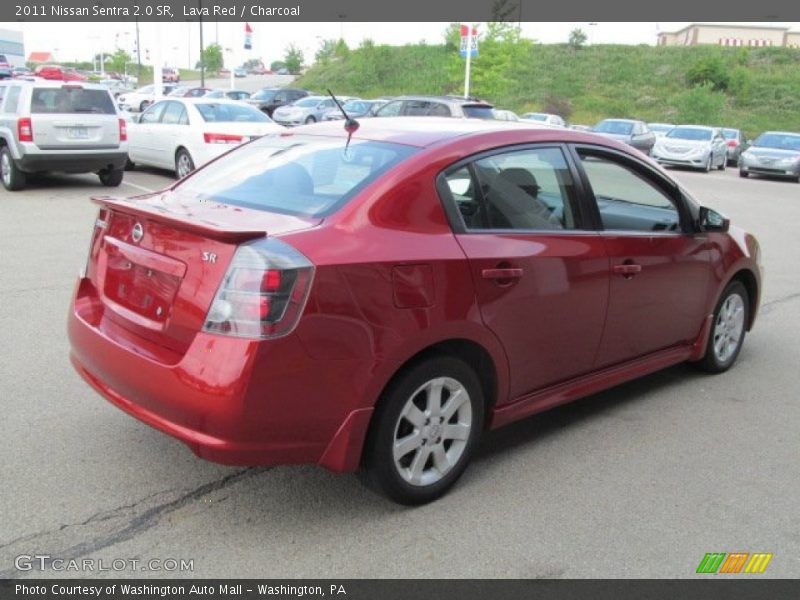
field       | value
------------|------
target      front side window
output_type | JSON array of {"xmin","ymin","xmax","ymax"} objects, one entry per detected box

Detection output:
[
  {"xmin": 578, "ymin": 153, "xmax": 681, "ymax": 233},
  {"xmin": 444, "ymin": 147, "xmax": 578, "ymax": 231}
]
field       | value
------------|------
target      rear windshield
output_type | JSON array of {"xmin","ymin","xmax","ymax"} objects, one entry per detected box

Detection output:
[
  {"xmin": 525, "ymin": 114, "xmax": 548, "ymax": 121},
  {"xmin": 594, "ymin": 121, "xmax": 634, "ymax": 135},
  {"xmin": 252, "ymin": 89, "xmax": 277, "ymax": 101},
  {"xmin": 667, "ymin": 127, "xmax": 712, "ymax": 141},
  {"xmin": 195, "ymin": 103, "xmax": 269, "ymax": 122},
  {"xmin": 174, "ymin": 134, "xmax": 417, "ymax": 217},
  {"xmin": 752, "ymin": 133, "xmax": 800, "ymax": 151},
  {"xmin": 31, "ymin": 87, "xmax": 115, "ymax": 114},
  {"xmin": 722, "ymin": 129, "xmax": 739, "ymax": 139},
  {"xmin": 463, "ymin": 105, "xmax": 496, "ymax": 119}
]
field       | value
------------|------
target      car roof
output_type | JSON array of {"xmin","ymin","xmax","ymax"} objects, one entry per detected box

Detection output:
[
  {"xmin": 387, "ymin": 95, "xmax": 493, "ymax": 106},
  {"xmin": 0, "ymin": 79, "xmax": 108, "ymax": 90},
  {"xmin": 760, "ymin": 130, "xmax": 800, "ymax": 136},
  {"xmin": 599, "ymin": 118, "xmax": 640, "ymax": 123},
  {"xmin": 285, "ymin": 116, "xmax": 612, "ymax": 148}
]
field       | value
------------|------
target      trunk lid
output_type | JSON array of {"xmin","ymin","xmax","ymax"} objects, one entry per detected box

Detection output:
[{"xmin": 87, "ymin": 191, "xmax": 321, "ymax": 353}]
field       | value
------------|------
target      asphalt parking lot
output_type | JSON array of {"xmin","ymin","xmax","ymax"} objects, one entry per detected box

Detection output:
[{"xmin": 1, "ymin": 164, "xmax": 798, "ymax": 579}]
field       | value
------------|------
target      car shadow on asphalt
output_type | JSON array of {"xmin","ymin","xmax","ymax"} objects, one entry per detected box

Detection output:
[{"xmin": 474, "ymin": 362, "xmax": 700, "ymax": 464}]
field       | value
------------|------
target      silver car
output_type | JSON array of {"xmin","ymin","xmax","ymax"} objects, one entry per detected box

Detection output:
[
  {"xmin": 0, "ymin": 79, "xmax": 127, "ymax": 191},
  {"xmin": 739, "ymin": 131, "xmax": 800, "ymax": 183},
  {"xmin": 651, "ymin": 125, "xmax": 728, "ymax": 172},
  {"xmin": 272, "ymin": 95, "xmax": 344, "ymax": 126}
]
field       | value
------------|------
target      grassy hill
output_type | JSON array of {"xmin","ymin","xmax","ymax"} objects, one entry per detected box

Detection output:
[{"xmin": 298, "ymin": 40, "xmax": 800, "ymax": 137}]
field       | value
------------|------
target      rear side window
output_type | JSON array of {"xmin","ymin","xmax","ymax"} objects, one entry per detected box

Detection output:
[
  {"xmin": 444, "ymin": 147, "xmax": 578, "ymax": 231},
  {"xmin": 174, "ymin": 135, "xmax": 417, "ymax": 217},
  {"xmin": 4, "ymin": 86, "xmax": 20, "ymax": 113},
  {"xmin": 195, "ymin": 103, "xmax": 269, "ymax": 123},
  {"xmin": 30, "ymin": 87, "xmax": 115, "ymax": 114},
  {"xmin": 578, "ymin": 153, "xmax": 680, "ymax": 233},
  {"xmin": 161, "ymin": 101, "xmax": 187, "ymax": 125}
]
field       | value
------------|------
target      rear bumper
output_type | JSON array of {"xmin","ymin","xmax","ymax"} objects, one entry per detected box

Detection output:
[
  {"xmin": 68, "ymin": 278, "xmax": 372, "ymax": 470},
  {"xmin": 17, "ymin": 151, "xmax": 127, "ymax": 174}
]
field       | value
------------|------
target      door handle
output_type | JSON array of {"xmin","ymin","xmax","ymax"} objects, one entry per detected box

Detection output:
[
  {"xmin": 481, "ymin": 267, "xmax": 523, "ymax": 282},
  {"xmin": 612, "ymin": 263, "xmax": 642, "ymax": 277}
]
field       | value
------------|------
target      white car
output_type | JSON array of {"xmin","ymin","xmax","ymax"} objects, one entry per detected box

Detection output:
[
  {"xmin": 520, "ymin": 112, "xmax": 566, "ymax": 128},
  {"xmin": 126, "ymin": 98, "xmax": 284, "ymax": 178},
  {"xmin": 117, "ymin": 84, "xmax": 178, "ymax": 113}
]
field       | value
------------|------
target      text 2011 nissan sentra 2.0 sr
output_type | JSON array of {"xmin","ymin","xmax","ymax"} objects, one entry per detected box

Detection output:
[{"xmin": 68, "ymin": 118, "xmax": 761, "ymax": 505}]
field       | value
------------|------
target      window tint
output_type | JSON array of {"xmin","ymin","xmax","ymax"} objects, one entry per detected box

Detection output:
[
  {"xmin": 4, "ymin": 86, "xmax": 20, "ymax": 112},
  {"xmin": 752, "ymin": 133, "xmax": 800, "ymax": 151},
  {"xmin": 428, "ymin": 103, "xmax": 451, "ymax": 117},
  {"xmin": 376, "ymin": 100, "xmax": 402, "ymax": 117},
  {"xmin": 30, "ymin": 87, "xmax": 115, "ymax": 114},
  {"xmin": 403, "ymin": 100, "xmax": 431, "ymax": 116},
  {"xmin": 579, "ymin": 153, "xmax": 681, "ymax": 233},
  {"xmin": 195, "ymin": 103, "xmax": 269, "ymax": 123},
  {"xmin": 462, "ymin": 106, "xmax": 496, "ymax": 120},
  {"xmin": 594, "ymin": 120, "xmax": 634, "ymax": 135},
  {"xmin": 140, "ymin": 102, "xmax": 166, "ymax": 124},
  {"xmin": 174, "ymin": 135, "xmax": 417, "ymax": 218},
  {"xmin": 666, "ymin": 127, "xmax": 713, "ymax": 141},
  {"xmin": 160, "ymin": 102, "xmax": 185, "ymax": 125},
  {"xmin": 446, "ymin": 147, "xmax": 577, "ymax": 231}
]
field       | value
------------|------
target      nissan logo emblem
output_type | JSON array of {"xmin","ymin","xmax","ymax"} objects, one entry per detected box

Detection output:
[{"xmin": 131, "ymin": 222, "xmax": 144, "ymax": 243}]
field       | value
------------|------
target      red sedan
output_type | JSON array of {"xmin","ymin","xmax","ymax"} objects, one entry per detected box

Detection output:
[
  {"xmin": 34, "ymin": 65, "xmax": 88, "ymax": 82},
  {"xmin": 68, "ymin": 118, "xmax": 761, "ymax": 504}
]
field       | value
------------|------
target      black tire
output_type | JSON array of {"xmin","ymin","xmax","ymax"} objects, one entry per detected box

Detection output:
[
  {"xmin": 305, "ymin": 116, "xmax": 316, "ymax": 124},
  {"xmin": 739, "ymin": 169, "xmax": 749, "ymax": 178},
  {"xmin": 98, "ymin": 168, "xmax": 124, "ymax": 187},
  {"xmin": 0, "ymin": 146, "xmax": 26, "ymax": 191},
  {"xmin": 360, "ymin": 356, "xmax": 485, "ymax": 505},
  {"xmin": 124, "ymin": 157, "xmax": 135, "ymax": 171},
  {"xmin": 175, "ymin": 148, "xmax": 195, "ymax": 179},
  {"xmin": 139, "ymin": 100, "xmax": 150, "ymax": 112},
  {"xmin": 693, "ymin": 280, "xmax": 749, "ymax": 374}
]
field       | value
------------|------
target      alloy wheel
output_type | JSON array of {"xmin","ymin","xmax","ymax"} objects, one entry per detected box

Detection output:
[
  {"xmin": 713, "ymin": 293, "xmax": 745, "ymax": 363},
  {"xmin": 1, "ymin": 152, "xmax": 10, "ymax": 186},
  {"xmin": 176, "ymin": 152, "xmax": 193, "ymax": 178},
  {"xmin": 392, "ymin": 377, "xmax": 472, "ymax": 487}
]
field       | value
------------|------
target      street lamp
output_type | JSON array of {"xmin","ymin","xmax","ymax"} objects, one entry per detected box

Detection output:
[{"xmin": 588, "ymin": 22, "xmax": 598, "ymax": 46}]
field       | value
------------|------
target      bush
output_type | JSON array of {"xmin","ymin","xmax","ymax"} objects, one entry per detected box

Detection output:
[
  {"xmin": 686, "ymin": 55, "xmax": 730, "ymax": 91},
  {"xmin": 674, "ymin": 83, "xmax": 725, "ymax": 124}
]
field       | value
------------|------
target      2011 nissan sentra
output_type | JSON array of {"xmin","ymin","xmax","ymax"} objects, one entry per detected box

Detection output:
[{"xmin": 68, "ymin": 118, "xmax": 762, "ymax": 504}]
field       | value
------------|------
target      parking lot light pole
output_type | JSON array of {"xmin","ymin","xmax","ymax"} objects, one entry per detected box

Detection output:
[{"xmin": 198, "ymin": 0, "xmax": 205, "ymax": 87}]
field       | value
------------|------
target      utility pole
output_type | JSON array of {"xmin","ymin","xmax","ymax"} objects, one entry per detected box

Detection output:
[
  {"xmin": 198, "ymin": 0, "xmax": 205, "ymax": 86},
  {"xmin": 135, "ymin": 18, "xmax": 142, "ymax": 81}
]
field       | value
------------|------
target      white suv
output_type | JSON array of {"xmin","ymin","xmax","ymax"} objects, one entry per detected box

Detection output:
[{"xmin": 0, "ymin": 80, "xmax": 128, "ymax": 191}]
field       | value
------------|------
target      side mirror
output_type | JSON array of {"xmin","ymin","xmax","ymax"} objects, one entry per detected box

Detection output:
[{"xmin": 698, "ymin": 206, "xmax": 730, "ymax": 233}]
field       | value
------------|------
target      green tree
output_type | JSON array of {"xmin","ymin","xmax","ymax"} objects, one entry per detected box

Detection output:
[
  {"xmin": 568, "ymin": 28, "xmax": 587, "ymax": 49},
  {"xmin": 108, "ymin": 49, "xmax": 131, "ymax": 73},
  {"xmin": 283, "ymin": 44, "xmax": 304, "ymax": 74},
  {"xmin": 270, "ymin": 60, "xmax": 286, "ymax": 71},
  {"xmin": 196, "ymin": 43, "xmax": 223, "ymax": 72},
  {"xmin": 315, "ymin": 39, "xmax": 338, "ymax": 64}
]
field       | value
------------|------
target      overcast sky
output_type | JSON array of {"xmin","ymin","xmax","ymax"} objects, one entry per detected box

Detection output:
[{"xmin": 3, "ymin": 22, "xmax": 799, "ymax": 68}]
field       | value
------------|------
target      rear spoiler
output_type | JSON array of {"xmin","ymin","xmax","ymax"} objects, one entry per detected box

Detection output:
[{"xmin": 91, "ymin": 195, "xmax": 266, "ymax": 243}]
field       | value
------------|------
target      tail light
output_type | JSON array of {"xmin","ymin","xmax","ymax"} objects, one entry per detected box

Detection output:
[
  {"xmin": 203, "ymin": 238, "xmax": 314, "ymax": 339},
  {"xmin": 204, "ymin": 132, "xmax": 243, "ymax": 144},
  {"xmin": 118, "ymin": 118, "xmax": 127, "ymax": 141},
  {"xmin": 727, "ymin": 140, "xmax": 737, "ymax": 148},
  {"xmin": 82, "ymin": 207, "xmax": 109, "ymax": 278},
  {"xmin": 18, "ymin": 118, "xmax": 33, "ymax": 142}
]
